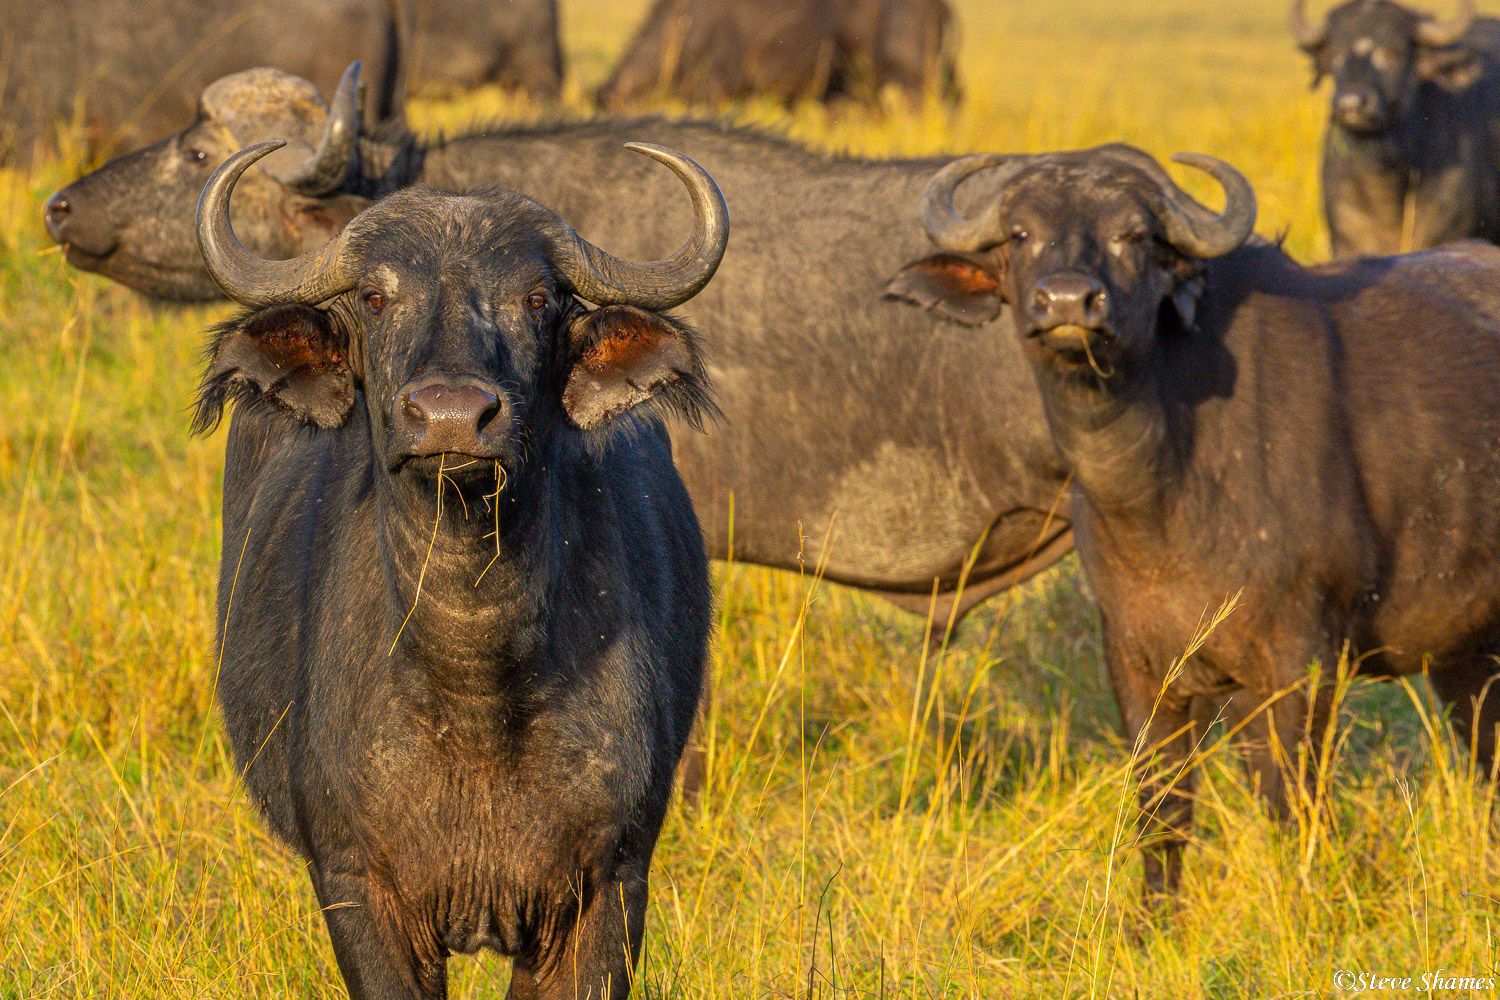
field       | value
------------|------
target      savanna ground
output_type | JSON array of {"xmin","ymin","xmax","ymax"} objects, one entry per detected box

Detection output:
[{"xmin": 3, "ymin": 0, "xmax": 1499, "ymax": 995}]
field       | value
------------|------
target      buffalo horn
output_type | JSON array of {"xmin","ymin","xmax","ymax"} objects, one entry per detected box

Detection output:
[{"xmin": 198, "ymin": 141, "xmax": 359, "ymax": 306}]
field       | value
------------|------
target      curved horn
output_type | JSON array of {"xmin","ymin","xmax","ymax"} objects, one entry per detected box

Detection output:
[
  {"xmin": 282, "ymin": 62, "xmax": 362, "ymax": 196},
  {"xmin": 1098, "ymin": 145, "xmax": 1257, "ymax": 259},
  {"xmin": 1417, "ymin": 0, "xmax": 1476, "ymax": 46},
  {"xmin": 550, "ymin": 143, "xmax": 729, "ymax": 309},
  {"xmin": 197, "ymin": 141, "xmax": 359, "ymax": 306},
  {"xmin": 1289, "ymin": 0, "xmax": 1327, "ymax": 49},
  {"xmin": 918, "ymin": 153, "xmax": 1034, "ymax": 252}
]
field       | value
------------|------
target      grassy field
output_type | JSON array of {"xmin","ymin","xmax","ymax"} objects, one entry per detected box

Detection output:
[{"xmin": 4, "ymin": 0, "xmax": 1500, "ymax": 995}]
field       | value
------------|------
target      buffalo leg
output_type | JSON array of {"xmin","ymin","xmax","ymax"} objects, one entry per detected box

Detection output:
[
  {"xmin": 510, "ymin": 871, "xmax": 649, "ymax": 1000},
  {"xmin": 1105, "ymin": 630, "xmax": 1194, "ymax": 903},
  {"xmin": 1228, "ymin": 682, "xmax": 1331, "ymax": 823},
  {"xmin": 315, "ymin": 872, "xmax": 447, "ymax": 1000},
  {"xmin": 1429, "ymin": 657, "xmax": 1500, "ymax": 778}
]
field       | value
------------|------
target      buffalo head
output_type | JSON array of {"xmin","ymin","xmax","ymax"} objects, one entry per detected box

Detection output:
[
  {"xmin": 43, "ymin": 63, "xmax": 368, "ymax": 301},
  {"xmin": 1292, "ymin": 0, "xmax": 1480, "ymax": 133},
  {"xmin": 192, "ymin": 140, "xmax": 728, "ymax": 488},
  {"xmin": 884, "ymin": 145, "xmax": 1255, "ymax": 374}
]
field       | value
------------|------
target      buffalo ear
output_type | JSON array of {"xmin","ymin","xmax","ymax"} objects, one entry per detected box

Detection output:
[
  {"xmin": 562, "ymin": 305, "xmax": 714, "ymax": 431},
  {"xmin": 1417, "ymin": 45, "xmax": 1483, "ymax": 90},
  {"xmin": 883, "ymin": 253, "xmax": 1003, "ymax": 326},
  {"xmin": 281, "ymin": 193, "xmax": 370, "ymax": 251},
  {"xmin": 193, "ymin": 304, "xmax": 356, "ymax": 434}
]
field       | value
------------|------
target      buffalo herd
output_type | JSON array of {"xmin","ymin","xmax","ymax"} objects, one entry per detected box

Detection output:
[{"xmin": 24, "ymin": 0, "xmax": 1500, "ymax": 993}]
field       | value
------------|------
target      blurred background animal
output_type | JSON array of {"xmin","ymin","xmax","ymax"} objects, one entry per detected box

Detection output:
[
  {"xmin": 1292, "ymin": 0, "xmax": 1500, "ymax": 254},
  {"xmin": 0, "ymin": 0, "xmax": 561, "ymax": 165},
  {"xmin": 596, "ymin": 0, "xmax": 958, "ymax": 109}
]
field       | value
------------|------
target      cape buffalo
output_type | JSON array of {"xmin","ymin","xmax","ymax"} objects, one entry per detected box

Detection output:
[
  {"xmin": 195, "ymin": 139, "xmax": 726, "ymax": 997},
  {"xmin": 0, "ymin": 0, "xmax": 560, "ymax": 165},
  {"xmin": 595, "ymin": 0, "xmax": 958, "ymax": 109},
  {"xmin": 47, "ymin": 65, "xmax": 1072, "ymax": 642},
  {"xmin": 887, "ymin": 144, "xmax": 1500, "ymax": 901},
  {"xmin": 1292, "ymin": 0, "xmax": 1500, "ymax": 255}
]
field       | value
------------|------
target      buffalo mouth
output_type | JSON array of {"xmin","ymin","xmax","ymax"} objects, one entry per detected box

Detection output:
[
  {"xmin": 394, "ymin": 452, "xmax": 509, "ymax": 478},
  {"xmin": 60, "ymin": 244, "xmax": 224, "ymax": 302},
  {"xmin": 1333, "ymin": 107, "xmax": 1394, "ymax": 136},
  {"xmin": 60, "ymin": 242, "xmax": 114, "ymax": 273},
  {"xmin": 1030, "ymin": 324, "xmax": 1118, "ymax": 373}
]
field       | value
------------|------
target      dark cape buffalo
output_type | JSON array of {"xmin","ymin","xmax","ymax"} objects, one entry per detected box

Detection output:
[
  {"xmin": 888, "ymin": 143, "xmax": 1500, "ymax": 902},
  {"xmin": 47, "ymin": 65, "xmax": 1073, "ymax": 640},
  {"xmin": 0, "ymin": 0, "xmax": 560, "ymax": 165},
  {"xmin": 596, "ymin": 0, "xmax": 958, "ymax": 109},
  {"xmin": 1292, "ymin": 0, "xmax": 1500, "ymax": 255},
  {"xmin": 195, "ymin": 139, "xmax": 726, "ymax": 997}
]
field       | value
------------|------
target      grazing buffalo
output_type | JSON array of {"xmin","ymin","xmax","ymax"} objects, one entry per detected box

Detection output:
[
  {"xmin": 0, "ymin": 0, "xmax": 560, "ymax": 165},
  {"xmin": 1292, "ymin": 0, "xmax": 1500, "ymax": 255},
  {"xmin": 596, "ymin": 0, "xmax": 958, "ymax": 109},
  {"xmin": 48, "ymin": 65, "xmax": 1072, "ymax": 642},
  {"xmin": 888, "ymin": 144, "xmax": 1500, "ymax": 902},
  {"xmin": 195, "ymin": 139, "xmax": 726, "ymax": 997}
]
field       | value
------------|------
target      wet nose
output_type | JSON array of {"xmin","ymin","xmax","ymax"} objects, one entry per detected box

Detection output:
[
  {"xmin": 1335, "ymin": 90, "xmax": 1378, "ymax": 123},
  {"xmin": 43, "ymin": 191, "xmax": 72, "ymax": 242},
  {"xmin": 1030, "ymin": 272, "xmax": 1108, "ymax": 331},
  {"xmin": 396, "ymin": 379, "xmax": 505, "ymax": 457}
]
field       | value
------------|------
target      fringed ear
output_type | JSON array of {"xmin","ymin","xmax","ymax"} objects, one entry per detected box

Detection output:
[
  {"xmin": 882, "ymin": 252, "xmax": 1004, "ymax": 326},
  {"xmin": 192, "ymin": 304, "xmax": 356, "ymax": 434},
  {"xmin": 1417, "ymin": 44, "xmax": 1484, "ymax": 90},
  {"xmin": 562, "ymin": 305, "xmax": 716, "ymax": 431}
]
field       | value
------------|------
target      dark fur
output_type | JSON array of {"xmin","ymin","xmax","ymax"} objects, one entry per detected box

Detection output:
[
  {"xmin": 1298, "ymin": 0, "xmax": 1500, "ymax": 255},
  {"xmin": 595, "ymin": 0, "xmax": 957, "ymax": 109},
  {"xmin": 888, "ymin": 147, "xmax": 1500, "ymax": 903},
  {"xmin": 201, "ymin": 186, "xmax": 713, "ymax": 998}
]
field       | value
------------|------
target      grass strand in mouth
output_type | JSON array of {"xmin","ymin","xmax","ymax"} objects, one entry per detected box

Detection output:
[
  {"xmin": 389, "ymin": 454, "xmax": 446, "ymax": 657},
  {"xmin": 475, "ymin": 460, "xmax": 508, "ymax": 588}
]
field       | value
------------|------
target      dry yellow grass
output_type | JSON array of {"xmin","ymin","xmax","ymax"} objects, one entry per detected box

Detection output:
[{"xmin": 3, "ymin": 0, "xmax": 1500, "ymax": 996}]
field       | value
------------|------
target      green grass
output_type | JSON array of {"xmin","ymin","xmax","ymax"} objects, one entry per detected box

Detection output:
[{"xmin": 4, "ymin": 0, "xmax": 1500, "ymax": 995}]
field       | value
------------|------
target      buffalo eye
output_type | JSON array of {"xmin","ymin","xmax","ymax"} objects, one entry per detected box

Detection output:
[
  {"xmin": 1009, "ymin": 225, "xmax": 1030, "ymax": 243},
  {"xmin": 526, "ymin": 292, "xmax": 548, "ymax": 311},
  {"xmin": 1116, "ymin": 228, "xmax": 1148, "ymax": 246},
  {"xmin": 364, "ymin": 290, "xmax": 386, "ymax": 312},
  {"xmin": 184, "ymin": 148, "xmax": 208, "ymax": 165}
]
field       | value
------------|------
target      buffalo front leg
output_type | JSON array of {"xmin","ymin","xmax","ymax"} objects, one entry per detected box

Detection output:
[
  {"xmin": 508, "ymin": 870, "xmax": 650, "ymax": 1000},
  {"xmin": 1220, "ymin": 677, "xmax": 1333, "ymax": 823},
  {"xmin": 1105, "ymin": 633, "xmax": 1195, "ymax": 904},
  {"xmin": 313, "ymin": 871, "xmax": 447, "ymax": 1000},
  {"xmin": 1429, "ymin": 656, "xmax": 1500, "ymax": 779}
]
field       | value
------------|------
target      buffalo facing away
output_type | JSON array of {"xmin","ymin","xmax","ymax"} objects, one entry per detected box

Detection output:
[
  {"xmin": 194, "ymin": 140, "xmax": 727, "ymax": 997},
  {"xmin": 888, "ymin": 145, "xmax": 1500, "ymax": 902},
  {"xmin": 0, "ymin": 0, "xmax": 560, "ymax": 165},
  {"xmin": 47, "ymin": 64, "xmax": 1071, "ymax": 646},
  {"xmin": 1292, "ymin": 0, "xmax": 1500, "ymax": 255},
  {"xmin": 596, "ymin": 0, "xmax": 958, "ymax": 109}
]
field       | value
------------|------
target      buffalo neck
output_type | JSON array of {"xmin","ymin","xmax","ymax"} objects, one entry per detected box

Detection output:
[
  {"xmin": 372, "ymin": 442, "xmax": 560, "ymax": 700},
  {"xmin": 1033, "ymin": 349, "xmax": 1177, "ymax": 534}
]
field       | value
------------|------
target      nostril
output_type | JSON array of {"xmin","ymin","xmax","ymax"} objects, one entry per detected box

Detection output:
[
  {"xmin": 47, "ymin": 196, "xmax": 70, "ymax": 220},
  {"xmin": 474, "ymin": 393, "xmax": 501, "ymax": 434},
  {"xmin": 1032, "ymin": 288, "xmax": 1053, "ymax": 312},
  {"xmin": 403, "ymin": 396, "xmax": 427, "ymax": 427}
]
